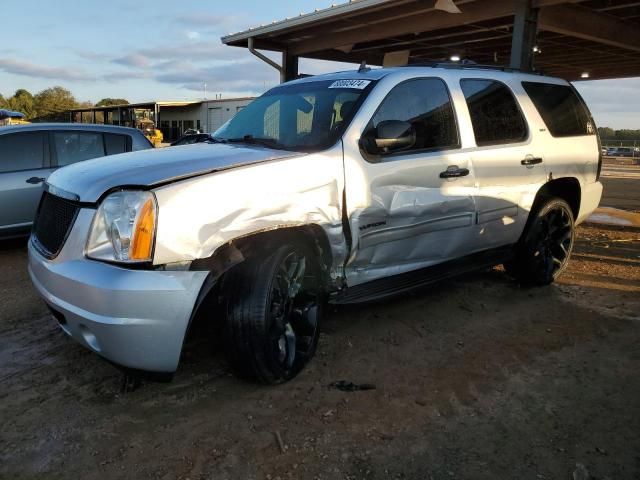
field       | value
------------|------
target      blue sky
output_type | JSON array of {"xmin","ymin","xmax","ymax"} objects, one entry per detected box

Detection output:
[{"xmin": 1, "ymin": 0, "xmax": 639, "ymax": 128}]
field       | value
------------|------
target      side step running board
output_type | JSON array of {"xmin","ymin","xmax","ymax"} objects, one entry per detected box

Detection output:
[{"xmin": 330, "ymin": 246, "xmax": 514, "ymax": 305}]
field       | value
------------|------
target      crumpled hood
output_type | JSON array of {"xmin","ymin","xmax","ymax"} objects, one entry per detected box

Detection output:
[{"xmin": 47, "ymin": 143, "xmax": 302, "ymax": 202}]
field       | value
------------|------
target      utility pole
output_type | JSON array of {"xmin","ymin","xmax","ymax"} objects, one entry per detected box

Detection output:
[{"xmin": 204, "ymin": 82, "xmax": 207, "ymax": 100}]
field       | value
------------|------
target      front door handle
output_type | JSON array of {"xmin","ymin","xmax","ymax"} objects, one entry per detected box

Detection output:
[
  {"xmin": 26, "ymin": 176, "xmax": 46, "ymax": 184},
  {"xmin": 521, "ymin": 156, "xmax": 543, "ymax": 166},
  {"xmin": 440, "ymin": 165, "xmax": 470, "ymax": 179}
]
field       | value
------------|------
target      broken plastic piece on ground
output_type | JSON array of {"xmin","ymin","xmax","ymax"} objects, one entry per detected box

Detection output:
[{"xmin": 329, "ymin": 380, "xmax": 376, "ymax": 392}]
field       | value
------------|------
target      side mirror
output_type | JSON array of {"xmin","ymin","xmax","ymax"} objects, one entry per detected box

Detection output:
[
  {"xmin": 361, "ymin": 120, "xmax": 416, "ymax": 155},
  {"xmin": 293, "ymin": 95, "xmax": 314, "ymax": 113}
]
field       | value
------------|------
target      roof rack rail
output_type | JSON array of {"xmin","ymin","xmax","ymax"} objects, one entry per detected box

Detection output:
[{"xmin": 400, "ymin": 60, "xmax": 544, "ymax": 75}]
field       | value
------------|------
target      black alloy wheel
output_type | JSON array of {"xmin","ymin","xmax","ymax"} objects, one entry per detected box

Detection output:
[
  {"xmin": 506, "ymin": 197, "xmax": 575, "ymax": 286},
  {"xmin": 221, "ymin": 242, "xmax": 323, "ymax": 384}
]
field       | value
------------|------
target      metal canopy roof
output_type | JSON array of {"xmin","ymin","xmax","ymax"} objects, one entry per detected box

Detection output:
[
  {"xmin": 69, "ymin": 101, "xmax": 203, "ymax": 113},
  {"xmin": 222, "ymin": 0, "xmax": 640, "ymax": 81}
]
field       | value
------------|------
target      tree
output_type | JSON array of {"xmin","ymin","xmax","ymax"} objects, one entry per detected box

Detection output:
[
  {"xmin": 0, "ymin": 93, "xmax": 6, "ymax": 109},
  {"xmin": 615, "ymin": 129, "xmax": 640, "ymax": 140},
  {"xmin": 8, "ymin": 89, "xmax": 35, "ymax": 118},
  {"xmin": 597, "ymin": 127, "xmax": 615, "ymax": 140},
  {"xmin": 95, "ymin": 98, "xmax": 129, "ymax": 107},
  {"xmin": 33, "ymin": 86, "xmax": 77, "ymax": 117}
]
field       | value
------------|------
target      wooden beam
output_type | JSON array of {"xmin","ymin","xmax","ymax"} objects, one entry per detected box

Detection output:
[
  {"xmin": 538, "ymin": 3, "xmax": 640, "ymax": 52},
  {"xmin": 289, "ymin": 0, "xmax": 516, "ymax": 56},
  {"xmin": 349, "ymin": 25, "xmax": 513, "ymax": 54},
  {"xmin": 596, "ymin": 1, "xmax": 640, "ymax": 12},
  {"xmin": 532, "ymin": 0, "xmax": 584, "ymax": 7}
]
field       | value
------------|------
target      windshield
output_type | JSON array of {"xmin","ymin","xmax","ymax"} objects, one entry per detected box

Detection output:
[{"xmin": 214, "ymin": 79, "xmax": 375, "ymax": 152}]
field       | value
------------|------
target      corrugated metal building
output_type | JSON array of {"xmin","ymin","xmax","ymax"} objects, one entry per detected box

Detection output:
[{"xmin": 68, "ymin": 97, "xmax": 254, "ymax": 142}]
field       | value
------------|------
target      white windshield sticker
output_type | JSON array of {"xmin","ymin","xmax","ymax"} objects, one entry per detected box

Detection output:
[{"xmin": 328, "ymin": 79, "xmax": 371, "ymax": 89}]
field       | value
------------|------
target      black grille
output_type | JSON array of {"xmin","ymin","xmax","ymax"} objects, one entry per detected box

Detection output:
[{"xmin": 33, "ymin": 192, "xmax": 80, "ymax": 258}]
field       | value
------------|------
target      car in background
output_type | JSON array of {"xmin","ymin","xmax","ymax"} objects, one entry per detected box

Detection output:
[
  {"xmin": 170, "ymin": 133, "xmax": 213, "ymax": 146},
  {"xmin": 0, "ymin": 123, "xmax": 152, "ymax": 239},
  {"xmin": 607, "ymin": 147, "xmax": 638, "ymax": 157}
]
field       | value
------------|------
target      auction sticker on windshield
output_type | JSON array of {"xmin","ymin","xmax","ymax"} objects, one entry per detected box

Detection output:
[{"xmin": 328, "ymin": 80, "xmax": 371, "ymax": 89}]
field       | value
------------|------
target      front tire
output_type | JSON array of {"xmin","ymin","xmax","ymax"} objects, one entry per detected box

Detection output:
[
  {"xmin": 220, "ymin": 241, "xmax": 323, "ymax": 384},
  {"xmin": 506, "ymin": 197, "xmax": 575, "ymax": 286}
]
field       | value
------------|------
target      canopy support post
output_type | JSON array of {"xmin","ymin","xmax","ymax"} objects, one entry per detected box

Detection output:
[{"xmin": 510, "ymin": 0, "xmax": 538, "ymax": 71}]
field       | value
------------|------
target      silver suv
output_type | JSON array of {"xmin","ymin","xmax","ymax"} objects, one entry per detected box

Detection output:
[
  {"xmin": 0, "ymin": 123, "xmax": 152, "ymax": 238},
  {"xmin": 28, "ymin": 66, "xmax": 603, "ymax": 383}
]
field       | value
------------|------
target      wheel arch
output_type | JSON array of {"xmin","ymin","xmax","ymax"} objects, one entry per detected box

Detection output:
[
  {"xmin": 183, "ymin": 224, "xmax": 334, "ymax": 344},
  {"xmin": 189, "ymin": 224, "xmax": 335, "ymax": 301},
  {"xmin": 532, "ymin": 177, "xmax": 581, "ymax": 220}
]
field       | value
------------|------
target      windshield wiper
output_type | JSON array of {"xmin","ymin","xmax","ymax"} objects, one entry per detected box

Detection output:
[
  {"xmin": 224, "ymin": 135, "xmax": 287, "ymax": 150},
  {"xmin": 207, "ymin": 137, "xmax": 228, "ymax": 144}
]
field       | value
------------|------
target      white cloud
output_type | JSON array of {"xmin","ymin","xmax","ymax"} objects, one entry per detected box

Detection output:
[
  {"xmin": 0, "ymin": 58, "xmax": 94, "ymax": 81},
  {"xmin": 154, "ymin": 58, "xmax": 279, "ymax": 94},
  {"xmin": 112, "ymin": 54, "xmax": 150, "ymax": 68},
  {"xmin": 186, "ymin": 31, "xmax": 200, "ymax": 40}
]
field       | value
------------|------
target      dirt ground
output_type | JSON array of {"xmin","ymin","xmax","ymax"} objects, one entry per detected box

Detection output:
[{"xmin": 1, "ymin": 223, "xmax": 639, "ymax": 480}]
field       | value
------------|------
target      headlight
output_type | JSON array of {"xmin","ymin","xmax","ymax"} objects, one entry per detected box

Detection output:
[{"xmin": 86, "ymin": 190, "xmax": 157, "ymax": 263}]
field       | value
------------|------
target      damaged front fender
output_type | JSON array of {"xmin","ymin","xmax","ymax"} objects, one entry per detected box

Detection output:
[{"xmin": 151, "ymin": 145, "xmax": 348, "ymax": 285}]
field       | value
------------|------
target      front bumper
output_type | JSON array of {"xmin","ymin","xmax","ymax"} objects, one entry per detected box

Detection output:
[{"xmin": 28, "ymin": 209, "xmax": 208, "ymax": 372}]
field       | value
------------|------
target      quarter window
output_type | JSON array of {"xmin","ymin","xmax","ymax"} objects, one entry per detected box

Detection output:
[
  {"xmin": 460, "ymin": 79, "xmax": 528, "ymax": 146},
  {"xmin": 53, "ymin": 131, "xmax": 105, "ymax": 166},
  {"xmin": 371, "ymin": 78, "xmax": 459, "ymax": 153},
  {"xmin": 522, "ymin": 82, "xmax": 594, "ymax": 137},
  {"xmin": 104, "ymin": 133, "xmax": 128, "ymax": 155},
  {"xmin": 0, "ymin": 132, "xmax": 45, "ymax": 172}
]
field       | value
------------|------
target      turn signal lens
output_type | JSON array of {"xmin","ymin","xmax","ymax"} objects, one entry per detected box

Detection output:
[{"xmin": 130, "ymin": 198, "xmax": 156, "ymax": 260}]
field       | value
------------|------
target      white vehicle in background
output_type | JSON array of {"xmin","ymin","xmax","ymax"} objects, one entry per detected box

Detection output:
[{"xmin": 28, "ymin": 65, "xmax": 602, "ymax": 383}]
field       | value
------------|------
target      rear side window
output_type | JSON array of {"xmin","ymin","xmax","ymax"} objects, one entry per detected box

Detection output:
[
  {"xmin": 371, "ymin": 78, "xmax": 459, "ymax": 153},
  {"xmin": 0, "ymin": 132, "xmax": 45, "ymax": 172},
  {"xmin": 104, "ymin": 133, "xmax": 128, "ymax": 155},
  {"xmin": 460, "ymin": 79, "xmax": 528, "ymax": 146},
  {"xmin": 132, "ymin": 132, "xmax": 153, "ymax": 151},
  {"xmin": 53, "ymin": 131, "xmax": 105, "ymax": 167},
  {"xmin": 522, "ymin": 82, "xmax": 594, "ymax": 137}
]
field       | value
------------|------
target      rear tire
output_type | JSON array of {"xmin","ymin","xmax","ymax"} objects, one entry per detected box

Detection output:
[
  {"xmin": 220, "ymin": 241, "xmax": 323, "ymax": 384},
  {"xmin": 505, "ymin": 197, "xmax": 575, "ymax": 286}
]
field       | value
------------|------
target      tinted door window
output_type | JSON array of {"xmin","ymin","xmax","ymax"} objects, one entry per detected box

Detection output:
[
  {"xmin": 371, "ymin": 78, "xmax": 459, "ymax": 154},
  {"xmin": 0, "ymin": 132, "xmax": 45, "ymax": 172},
  {"xmin": 104, "ymin": 133, "xmax": 128, "ymax": 155},
  {"xmin": 460, "ymin": 79, "xmax": 527, "ymax": 146},
  {"xmin": 522, "ymin": 82, "xmax": 594, "ymax": 137},
  {"xmin": 53, "ymin": 131, "xmax": 105, "ymax": 166}
]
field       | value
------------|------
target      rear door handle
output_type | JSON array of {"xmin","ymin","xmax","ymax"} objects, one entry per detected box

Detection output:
[
  {"xmin": 440, "ymin": 165, "xmax": 470, "ymax": 179},
  {"xmin": 521, "ymin": 156, "xmax": 543, "ymax": 166},
  {"xmin": 26, "ymin": 176, "xmax": 46, "ymax": 184}
]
